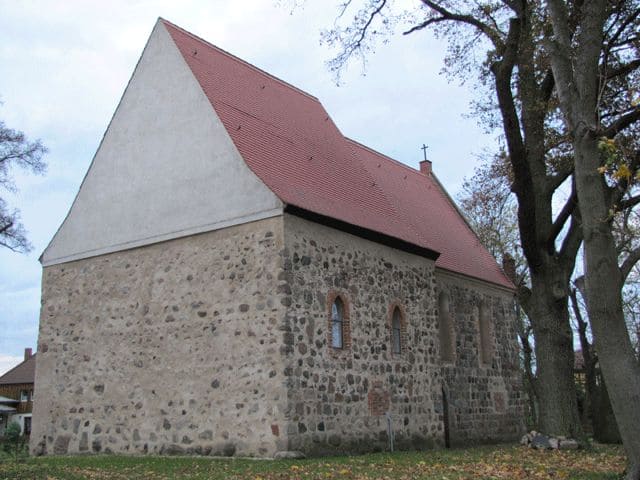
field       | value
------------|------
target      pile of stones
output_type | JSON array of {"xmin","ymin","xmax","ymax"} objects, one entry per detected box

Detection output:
[{"xmin": 520, "ymin": 431, "xmax": 580, "ymax": 450}]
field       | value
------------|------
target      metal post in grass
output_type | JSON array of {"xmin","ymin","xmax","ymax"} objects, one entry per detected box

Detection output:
[{"xmin": 385, "ymin": 412, "xmax": 394, "ymax": 452}]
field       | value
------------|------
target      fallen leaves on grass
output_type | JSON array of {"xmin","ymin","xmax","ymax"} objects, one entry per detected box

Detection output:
[
  {"xmin": 0, "ymin": 444, "xmax": 626, "ymax": 480},
  {"xmin": 228, "ymin": 445, "xmax": 626, "ymax": 480}
]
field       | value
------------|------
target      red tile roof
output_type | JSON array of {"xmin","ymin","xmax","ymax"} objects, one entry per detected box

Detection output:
[
  {"xmin": 163, "ymin": 20, "xmax": 513, "ymax": 290},
  {"xmin": 0, "ymin": 354, "xmax": 36, "ymax": 385}
]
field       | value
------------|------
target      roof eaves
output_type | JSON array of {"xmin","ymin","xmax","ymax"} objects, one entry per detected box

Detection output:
[
  {"xmin": 285, "ymin": 203, "xmax": 440, "ymax": 261},
  {"xmin": 436, "ymin": 265, "xmax": 516, "ymax": 293}
]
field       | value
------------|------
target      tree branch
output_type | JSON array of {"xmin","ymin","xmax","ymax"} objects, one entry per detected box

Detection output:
[
  {"xmin": 559, "ymin": 211, "xmax": 583, "ymax": 264},
  {"xmin": 549, "ymin": 187, "xmax": 578, "ymax": 247},
  {"xmin": 605, "ymin": 7, "xmax": 640, "ymax": 50},
  {"xmin": 354, "ymin": 0, "xmax": 387, "ymax": 50},
  {"xmin": 606, "ymin": 59, "xmax": 640, "ymax": 80},
  {"xmin": 601, "ymin": 107, "xmax": 640, "ymax": 138},
  {"xmin": 618, "ymin": 194, "xmax": 640, "ymax": 212},
  {"xmin": 620, "ymin": 246, "xmax": 640, "ymax": 282},
  {"xmin": 410, "ymin": 0, "xmax": 504, "ymax": 50}
]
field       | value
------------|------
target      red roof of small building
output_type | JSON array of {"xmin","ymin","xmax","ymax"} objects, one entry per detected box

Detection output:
[{"xmin": 163, "ymin": 20, "xmax": 513, "ymax": 290}]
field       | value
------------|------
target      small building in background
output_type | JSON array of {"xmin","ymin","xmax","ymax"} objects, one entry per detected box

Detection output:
[{"xmin": 0, "ymin": 348, "xmax": 36, "ymax": 436}]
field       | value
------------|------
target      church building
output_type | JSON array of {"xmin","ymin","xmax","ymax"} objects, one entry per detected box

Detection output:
[{"xmin": 32, "ymin": 19, "xmax": 524, "ymax": 457}]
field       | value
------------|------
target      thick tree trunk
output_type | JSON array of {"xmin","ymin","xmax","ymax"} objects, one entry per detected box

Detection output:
[
  {"xmin": 574, "ymin": 135, "xmax": 640, "ymax": 479},
  {"xmin": 522, "ymin": 273, "xmax": 583, "ymax": 439},
  {"xmin": 488, "ymin": 8, "xmax": 584, "ymax": 442},
  {"xmin": 546, "ymin": 0, "xmax": 640, "ymax": 471}
]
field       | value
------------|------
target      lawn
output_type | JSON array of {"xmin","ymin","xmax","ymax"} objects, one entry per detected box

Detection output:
[{"xmin": 0, "ymin": 444, "xmax": 626, "ymax": 479}]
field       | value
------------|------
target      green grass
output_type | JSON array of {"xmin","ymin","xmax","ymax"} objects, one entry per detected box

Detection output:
[{"xmin": 0, "ymin": 444, "xmax": 626, "ymax": 479}]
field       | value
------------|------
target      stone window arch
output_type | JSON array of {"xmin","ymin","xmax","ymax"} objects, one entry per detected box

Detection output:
[
  {"xmin": 388, "ymin": 302, "xmax": 407, "ymax": 356},
  {"xmin": 478, "ymin": 300, "xmax": 494, "ymax": 365},
  {"xmin": 327, "ymin": 292, "xmax": 351, "ymax": 350},
  {"xmin": 438, "ymin": 292, "xmax": 456, "ymax": 362}
]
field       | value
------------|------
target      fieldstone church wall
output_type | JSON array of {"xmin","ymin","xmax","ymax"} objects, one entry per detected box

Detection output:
[
  {"xmin": 32, "ymin": 214, "xmax": 524, "ymax": 457},
  {"xmin": 281, "ymin": 214, "xmax": 443, "ymax": 454},
  {"xmin": 32, "ymin": 216, "xmax": 290, "ymax": 457},
  {"xmin": 436, "ymin": 272, "xmax": 525, "ymax": 446}
]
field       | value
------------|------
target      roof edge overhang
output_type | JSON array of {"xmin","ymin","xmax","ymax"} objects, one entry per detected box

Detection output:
[
  {"xmin": 284, "ymin": 204, "xmax": 440, "ymax": 262},
  {"xmin": 435, "ymin": 266, "xmax": 516, "ymax": 294}
]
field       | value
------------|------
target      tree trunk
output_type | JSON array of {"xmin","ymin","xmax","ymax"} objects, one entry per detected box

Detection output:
[
  {"xmin": 518, "ymin": 326, "xmax": 538, "ymax": 429},
  {"xmin": 523, "ymin": 273, "xmax": 583, "ymax": 439},
  {"xmin": 545, "ymin": 0, "xmax": 640, "ymax": 471},
  {"xmin": 594, "ymin": 377, "xmax": 622, "ymax": 444},
  {"xmin": 572, "ymin": 281, "xmax": 621, "ymax": 442},
  {"xmin": 574, "ymin": 135, "xmax": 640, "ymax": 479},
  {"xmin": 570, "ymin": 287, "xmax": 595, "ymax": 433}
]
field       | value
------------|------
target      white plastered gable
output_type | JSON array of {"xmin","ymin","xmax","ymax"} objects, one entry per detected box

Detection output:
[{"xmin": 41, "ymin": 20, "xmax": 282, "ymax": 266}]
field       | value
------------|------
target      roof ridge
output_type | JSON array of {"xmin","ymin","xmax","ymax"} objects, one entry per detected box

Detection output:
[
  {"xmin": 344, "ymin": 137, "xmax": 423, "ymax": 177},
  {"xmin": 160, "ymin": 18, "xmax": 319, "ymax": 102}
]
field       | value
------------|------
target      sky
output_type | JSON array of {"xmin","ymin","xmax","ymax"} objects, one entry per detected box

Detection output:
[{"xmin": 0, "ymin": 0, "xmax": 497, "ymax": 375}]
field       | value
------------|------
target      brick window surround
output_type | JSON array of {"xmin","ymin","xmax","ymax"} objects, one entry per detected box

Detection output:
[
  {"xmin": 327, "ymin": 291, "xmax": 352, "ymax": 352},
  {"xmin": 387, "ymin": 301, "xmax": 408, "ymax": 357}
]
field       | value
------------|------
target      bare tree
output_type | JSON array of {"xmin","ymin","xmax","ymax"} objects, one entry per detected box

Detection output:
[{"xmin": 0, "ymin": 117, "xmax": 47, "ymax": 253}]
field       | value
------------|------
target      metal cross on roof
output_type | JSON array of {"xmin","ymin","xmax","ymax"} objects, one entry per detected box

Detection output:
[{"xmin": 421, "ymin": 144, "xmax": 429, "ymax": 161}]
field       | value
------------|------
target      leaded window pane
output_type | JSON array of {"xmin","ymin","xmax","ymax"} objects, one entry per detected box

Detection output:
[
  {"xmin": 332, "ymin": 319, "xmax": 343, "ymax": 348},
  {"xmin": 331, "ymin": 298, "xmax": 344, "ymax": 349}
]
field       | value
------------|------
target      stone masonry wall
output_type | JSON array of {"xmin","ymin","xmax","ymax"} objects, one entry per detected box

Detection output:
[
  {"xmin": 31, "ymin": 216, "xmax": 290, "ymax": 457},
  {"xmin": 437, "ymin": 271, "xmax": 525, "ymax": 446},
  {"xmin": 280, "ymin": 214, "xmax": 444, "ymax": 455}
]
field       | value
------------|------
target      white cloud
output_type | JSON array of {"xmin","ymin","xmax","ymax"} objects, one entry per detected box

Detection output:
[{"xmin": 0, "ymin": 355, "xmax": 24, "ymax": 377}]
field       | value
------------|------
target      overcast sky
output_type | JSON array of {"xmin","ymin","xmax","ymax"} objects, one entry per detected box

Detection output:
[{"xmin": 0, "ymin": 0, "xmax": 496, "ymax": 375}]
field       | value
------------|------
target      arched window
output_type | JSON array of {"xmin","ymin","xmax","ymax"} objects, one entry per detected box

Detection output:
[
  {"xmin": 391, "ymin": 307, "xmax": 402, "ymax": 354},
  {"xmin": 331, "ymin": 297, "xmax": 344, "ymax": 349},
  {"xmin": 478, "ymin": 300, "xmax": 494, "ymax": 365},
  {"xmin": 438, "ymin": 292, "xmax": 455, "ymax": 362}
]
